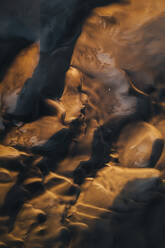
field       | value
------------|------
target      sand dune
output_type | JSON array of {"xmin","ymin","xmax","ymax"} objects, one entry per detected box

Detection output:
[{"xmin": 0, "ymin": 0, "xmax": 165, "ymax": 247}]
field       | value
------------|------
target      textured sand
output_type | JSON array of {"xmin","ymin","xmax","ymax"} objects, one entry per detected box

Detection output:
[{"xmin": 0, "ymin": 0, "xmax": 165, "ymax": 247}]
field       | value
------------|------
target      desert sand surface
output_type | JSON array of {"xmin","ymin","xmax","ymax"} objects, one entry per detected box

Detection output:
[{"xmin": 0, "ymin": 0, "xmax": 165, "ymax": 247}]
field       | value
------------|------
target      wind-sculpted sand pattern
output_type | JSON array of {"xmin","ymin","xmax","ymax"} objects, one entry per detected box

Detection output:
[{"xmin": 0, "ymin": 0, "xmax": 165, "ymax": 247}]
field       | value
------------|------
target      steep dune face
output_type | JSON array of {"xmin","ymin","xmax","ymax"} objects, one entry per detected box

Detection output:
[
  {"xmin": 72, "ymin": 0, "xmax": 165, "ymax": 95},
  {"xmin": 0, "ymin": 0, "xmax": 165, "ymax": 247}
]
